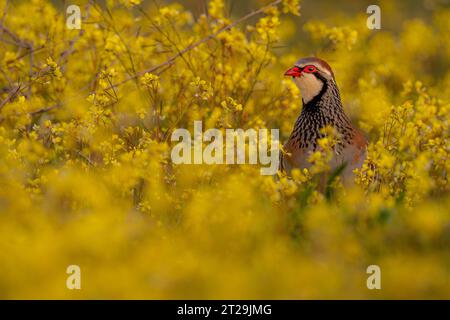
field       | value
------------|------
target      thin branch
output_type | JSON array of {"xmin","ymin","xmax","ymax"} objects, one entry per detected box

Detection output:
[
  {"xmin": 58, "ymin": 29, "xmax": 86, "ymax": 65},
  {"xmin": 0, "ymin": 24, "xmax": 31, "ymax": 48},
  {"xmin": 28, "ymin": 41, "xmax": 34, "ymax": 98},
  {"xmin": 29, "ymin": 102, "xmax": 61, "ymax": 115},
  {"xmin": 76, "ymin": 150, "xmax": 95, "ymax": 166},
  {"xmin": 0, "ymin": 84, "xmax": 21, "ymax": 110}
]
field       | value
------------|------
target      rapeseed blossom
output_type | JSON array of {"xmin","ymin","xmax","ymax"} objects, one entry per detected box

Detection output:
[{"xmin": 0, "ymin": 0, "xmax": 448, "ymax": 299}]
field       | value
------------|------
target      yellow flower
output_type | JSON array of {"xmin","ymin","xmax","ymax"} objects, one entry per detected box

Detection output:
[{"xmin": 282, "ymin": 0, "xmax": 301, "ymax": 16}]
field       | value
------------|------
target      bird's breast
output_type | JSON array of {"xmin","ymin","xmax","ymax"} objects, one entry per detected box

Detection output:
[{"xmin": 282, "ymin": 139, "xmax": 367, "ymax": 180}]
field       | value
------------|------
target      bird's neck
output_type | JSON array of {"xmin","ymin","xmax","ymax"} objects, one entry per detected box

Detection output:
[{"xmin": 290, "ymin": 81, "xmax": 354, "ymax": 149}]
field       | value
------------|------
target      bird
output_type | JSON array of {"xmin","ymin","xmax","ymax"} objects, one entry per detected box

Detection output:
[{"xmin": 279, "ymin": 57, "xmax": 367, "ymax": 184}]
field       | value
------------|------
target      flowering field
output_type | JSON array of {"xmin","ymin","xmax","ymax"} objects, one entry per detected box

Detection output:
[{"xmin": 0, "ymin": 0, "xmax": 449, "ymax": 299}]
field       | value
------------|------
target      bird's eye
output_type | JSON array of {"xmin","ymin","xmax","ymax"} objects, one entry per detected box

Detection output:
[{"xmin": 304, "ymin": 65, "xmax": 317, "ymax": 73}]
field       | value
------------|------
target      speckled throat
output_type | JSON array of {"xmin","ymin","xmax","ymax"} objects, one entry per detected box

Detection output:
[{"xmin": 288, "ymin": 75, "xmax": 354, "ymax": 152}]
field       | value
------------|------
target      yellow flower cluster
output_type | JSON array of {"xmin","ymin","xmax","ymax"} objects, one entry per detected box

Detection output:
[
  {"xmin": 355, "ymin": 81, "xmax": 449, "ymax": 206},
  {"xmin": 282, "ymin": 0, "xmax": 301, "ymax": 16},
  {"xmin": 304, "ymin": 21, "xmax": 358, "ymax": 50},
  {"xmin": 221, "ymin": 97, "xmax": 242, "ymax": 112},
  {"xmin": 190, "ymin": 77, "xmax": 214, "ymax": 101},
  {"xmin": 0, "ymin": 0, "xmax": 449, "ymax": 299},
  {"xmin": 140, "ymin": 72, "xmax": 160, "ymax": 90}
]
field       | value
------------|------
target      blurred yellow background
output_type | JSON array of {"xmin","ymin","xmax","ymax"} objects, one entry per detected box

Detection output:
[{"xmin": 0, "ymin": 0, "xmax": 449, "ymax": 299}]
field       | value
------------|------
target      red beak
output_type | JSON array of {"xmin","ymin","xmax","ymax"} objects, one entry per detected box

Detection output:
[{"xmin": 284, "ymin": 66, "xmax": 301, "ymax": 77}]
